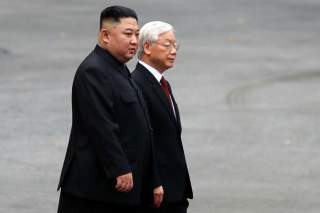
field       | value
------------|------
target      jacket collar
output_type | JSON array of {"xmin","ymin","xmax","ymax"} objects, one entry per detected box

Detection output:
[
  {"xmin": 135, "ymin": 63, "xmax": 180, "ymax": 129},
  {"xmin": 138, "ymin": 60, "xmax": 163, "ymax": 83},
  {"xmin": 94, "ymin": 44, "xmax": 131, "ymax": 78}
]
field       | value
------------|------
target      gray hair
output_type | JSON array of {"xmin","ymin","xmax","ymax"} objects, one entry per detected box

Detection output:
[{"xmin": 137, "ymin": 21, "xmax": 174, "ymax": 58}]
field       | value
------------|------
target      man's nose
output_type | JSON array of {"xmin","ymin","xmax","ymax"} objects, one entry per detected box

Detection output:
[
  {"xmin": 131, "ymin": 34, "xmax": 138, "ymax": 44},
  {"xmin": 170, "ymin": 47, "xmax": 177, "ymax": 54}
]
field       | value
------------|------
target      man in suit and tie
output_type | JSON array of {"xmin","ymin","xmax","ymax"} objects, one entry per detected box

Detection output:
[
  {"xmin": 132, "ymin": 21, "xmax": 193, "ymax": 213},
  {"xmin": 57, "ymin": 6, "xmax": 163, "ymax": 213}
]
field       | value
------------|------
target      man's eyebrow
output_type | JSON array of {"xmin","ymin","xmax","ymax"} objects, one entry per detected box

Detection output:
[
  {"xmin": 163, "ymin": 38, "xmax": 176, "ymax": 42},
  {"xmin": 123, "ymin": 28, "xmax": 139, "ymax": 32}
]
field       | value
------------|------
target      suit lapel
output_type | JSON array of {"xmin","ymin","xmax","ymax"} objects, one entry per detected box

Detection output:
[
  {"xmin": 152, "ymin": 84, "xmax": 177, "ymax": 123},
  {"xmin": 137, "ymin": 64, "xmax": 179, "ymax": 128},
  {"xmin": 168, "ymin": 83, "xmax": 182, "ymax": 133}
]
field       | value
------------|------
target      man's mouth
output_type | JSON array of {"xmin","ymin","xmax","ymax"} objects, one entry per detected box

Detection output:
[{"xmin": 128, "ymin": 48, "xmax": 136, "ymax": 52}]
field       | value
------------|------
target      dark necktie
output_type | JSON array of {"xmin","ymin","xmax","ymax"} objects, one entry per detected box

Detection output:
[{"xmin": 160, "ymin": 76, "xmax": 173, "ymax": 109}]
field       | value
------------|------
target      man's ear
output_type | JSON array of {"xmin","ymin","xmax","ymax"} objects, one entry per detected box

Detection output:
[
  {"xmin": 143, "ymin": 42, "xmax": 153, "ymax": 55},
  {"xmin": 100, "ymin": 28, "xmax": 111, "ymax": 44}
]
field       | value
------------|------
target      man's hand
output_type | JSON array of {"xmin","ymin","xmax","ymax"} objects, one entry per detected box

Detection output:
[
  {"xmin": 115, "ymin": 173, "xmax": 133, "ymax": 192},
  {"xmin": 153, "ymin": 185, "xmax": 164, "ymax": 208}
]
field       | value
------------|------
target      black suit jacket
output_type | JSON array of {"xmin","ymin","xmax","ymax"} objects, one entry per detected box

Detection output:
[
  {"xmin": 132, "ymin": 63, "xmax": 193, "ymax": 202},
  {"xmin": 58, "ymin": 45, "xmax": 159, "ymax": 206}
]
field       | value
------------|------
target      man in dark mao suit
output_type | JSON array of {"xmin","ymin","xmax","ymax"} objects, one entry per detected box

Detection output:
[
  {"xmin": 57, "ymin": 6, "xmax": 163, "ymax": 213},
  {"xmin": 132, "ymin": 21, "xmax": 193, "ymax": 213}
]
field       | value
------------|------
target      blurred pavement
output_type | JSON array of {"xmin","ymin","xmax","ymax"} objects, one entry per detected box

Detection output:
[{"xmin": 1, "ymin": 0, "xmax": 320, "ymax": 212}]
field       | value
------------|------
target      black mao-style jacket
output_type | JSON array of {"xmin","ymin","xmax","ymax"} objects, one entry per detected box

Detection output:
[{"xmin": 58, "ymin": 45, "xmax": 160, "ymax": 205}]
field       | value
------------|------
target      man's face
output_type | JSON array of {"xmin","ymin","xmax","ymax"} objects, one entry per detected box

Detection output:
[
  {"xmin": 149, "ymin": 31, "xmax": 177, "ymax": 73},
  {"xmin": 105, "ymin": 17, "xmax": 139, "ymax": 63}
]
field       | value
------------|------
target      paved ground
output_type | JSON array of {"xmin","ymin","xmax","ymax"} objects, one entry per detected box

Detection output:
[{"xmin": 1, "ymin": 0, "xmax": 320, "ymax": 212}]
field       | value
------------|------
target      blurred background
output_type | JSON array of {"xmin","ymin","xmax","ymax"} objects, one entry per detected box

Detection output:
[{"xmin": 1, "ymin": 0, "xmax": 320, "ymax": 212}]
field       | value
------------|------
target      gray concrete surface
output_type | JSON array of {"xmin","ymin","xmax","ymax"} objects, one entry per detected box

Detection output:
[{"xmin": 1, "ymin": 0, "xmax": 320, "ymax": 212}]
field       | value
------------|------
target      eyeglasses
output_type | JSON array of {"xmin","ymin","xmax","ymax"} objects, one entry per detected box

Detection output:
[{"xmin": 157, "ymin": 42, "xmax": 180, "ymax": 52}]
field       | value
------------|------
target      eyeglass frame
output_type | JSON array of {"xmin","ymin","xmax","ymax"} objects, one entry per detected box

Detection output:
[{"xmin": 155, "ymin": 41, "xmax": 180, "ymax": 52}]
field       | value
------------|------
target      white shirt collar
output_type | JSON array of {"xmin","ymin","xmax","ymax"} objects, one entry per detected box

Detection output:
[
  {"xmin": 138, "ymin": 60, "xmax": 163, "ymax": 84},
  {"xmin": 138, "ymin": 61, "xmax": 176, "ymax": 117}
]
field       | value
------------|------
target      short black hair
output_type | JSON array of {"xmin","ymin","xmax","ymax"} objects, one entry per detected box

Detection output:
[{"xmin": 100, "ymin": 6, "xmax": 138, "ymax": 29}]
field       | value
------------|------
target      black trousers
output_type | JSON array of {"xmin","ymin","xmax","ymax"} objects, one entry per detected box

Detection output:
[
  {"xmin": 140, "ymin": 199, "xmax": 189, "ymax": 213},
  {"xmin": 57, "ymin": 192, "xmax": 139, "ymax": 213}
]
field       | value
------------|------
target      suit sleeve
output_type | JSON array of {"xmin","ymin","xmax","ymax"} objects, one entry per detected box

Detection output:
[
  {"xmin": 73, "ymin": 67, "xmax": 130, "ymax": 179},
  {"xmin": 150, "ymin": 137, "xmax": 162, "ymax": 188}
]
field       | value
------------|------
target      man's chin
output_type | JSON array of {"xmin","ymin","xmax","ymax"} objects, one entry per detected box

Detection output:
[
  {"xmin": 123, "ymin": 55, "xmax": 133, "ymax": 61},
  {"xmin": 166, "ymin": 62, "xmax": 174, "ymax": 68},
  {"xmin": 126, "ymin": 53, "xmax": 136, "ymax": 60}
]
